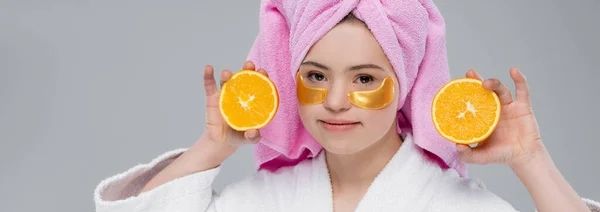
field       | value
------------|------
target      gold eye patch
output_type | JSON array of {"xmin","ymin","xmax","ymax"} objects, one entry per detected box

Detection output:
[
  {"xmin": 347, "ymin": 76, "xmax": 394, "ymax": 109},
  {"xmin": 296, "ymin": 72, "xmax": 395, "ymax": 110},
  {"xmin": 296, "ymin": 72, "xmax": 328, "ymax": 105}
]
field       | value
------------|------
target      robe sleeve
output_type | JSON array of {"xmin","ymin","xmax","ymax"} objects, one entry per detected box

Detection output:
[
  {"xmin": 93, "ymin": 148, "xmax": 222, "ymax": 212},
  {"xmin": 533, "ymin": 198, "xmax": 600, "ymax": 212},
  {"xmin": 431, "ymin": 175, "xmax": 600, "ymax": 212},
  {"xmin": 580, "ymin": 198, "xmax": 600, "ymax": 212}
]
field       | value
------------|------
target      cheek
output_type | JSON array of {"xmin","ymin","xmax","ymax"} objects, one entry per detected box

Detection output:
[
  {"xmin": 360, "ymin": 90, "xmax": 399, "ymax": 133},
  {"xmin": 298, "ymin": 105, "xmax": 309, "ymax": 123},
  {"xmin": 297, "ymin": 105, "xmax": 317, "ymax": 127},
  {"xmin": 363, "ymin": 106, "xmax": 397, "ymax": 129}
]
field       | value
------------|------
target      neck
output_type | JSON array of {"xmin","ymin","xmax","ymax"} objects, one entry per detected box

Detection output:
[{"xmin": 325, "ymin": 125, "xmax": 403, "ymax": 190}]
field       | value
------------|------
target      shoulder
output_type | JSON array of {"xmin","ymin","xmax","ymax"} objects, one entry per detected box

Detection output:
[
  {"xmin": 225, "ymin": 151, "xmax": 322, "ymax": 191},
  {"xmin": 215, "ymin": 153, "xmax": 325, "ymax": 209},
  {"xmin": 427, "ymin": 168, "xmax": 518, "ymax": 212}
]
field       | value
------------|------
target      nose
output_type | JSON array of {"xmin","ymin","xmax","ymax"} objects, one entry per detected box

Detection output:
[{"xmin": 323, "ymin": 83, "xmax": 352, "ymax": 113}]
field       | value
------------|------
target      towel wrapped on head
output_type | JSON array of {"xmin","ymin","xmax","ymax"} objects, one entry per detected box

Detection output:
[{"xmin": 246, "ymin": 0, "xmax": 467, "ymax": 177}]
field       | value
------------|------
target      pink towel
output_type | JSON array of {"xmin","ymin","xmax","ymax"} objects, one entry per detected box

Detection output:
[{"xmin": 246, "ymin": 0, "xmax": 467, "ymax": 177}]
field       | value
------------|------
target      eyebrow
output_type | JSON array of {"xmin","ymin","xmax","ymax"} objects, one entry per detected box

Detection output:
[
  {"xmin": 301, "ymin": 61, "xmax": 385, "ymax": 72},
  {"xmin": 301, "ymin": 61, "xmax": 330, "ymax": 70}
]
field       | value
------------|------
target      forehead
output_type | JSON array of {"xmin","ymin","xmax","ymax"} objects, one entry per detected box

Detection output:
[{"xmin": 302, "ymin": 22, "xmax": 394, "ymax": 74}]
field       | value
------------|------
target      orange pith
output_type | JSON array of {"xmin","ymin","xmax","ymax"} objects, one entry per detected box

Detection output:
[
  {"xmin": 219, "ymin": 70, "xmax": 279, "ymax": 131},
  {"xmin": 432, "ymin": 78, "xmax": 501, "ymax": 144}
]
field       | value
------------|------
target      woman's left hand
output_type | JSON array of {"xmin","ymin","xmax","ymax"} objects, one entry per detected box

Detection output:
[{"xmin": 455, "ymin": 68, "xmax": 547, "ymax": 168}]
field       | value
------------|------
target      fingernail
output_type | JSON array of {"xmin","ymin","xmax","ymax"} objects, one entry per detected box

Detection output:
[{"xmin": 248, "ymin": 130, "xmax": 257, "ymax": 138}]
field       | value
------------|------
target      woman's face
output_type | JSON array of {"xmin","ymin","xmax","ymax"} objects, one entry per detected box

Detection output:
[{"xmin": 297, "ymin": 21, "xmax": 401, "ymax": 155}]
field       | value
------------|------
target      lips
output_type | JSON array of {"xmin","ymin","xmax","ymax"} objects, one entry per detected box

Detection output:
[{"xmin": 319, "ymin": 119, "xmax": 361, "ymax": 132}]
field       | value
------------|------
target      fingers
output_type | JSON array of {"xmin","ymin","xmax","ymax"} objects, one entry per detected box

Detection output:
[
  {"xmin": 456, "ymin": 144, "xmax": 489, "ymax": 165},
  {"xmin": 220, "ymin": 70, "xmax": 233, "ymax": 86},
  {"xmin": 257, "ymin": 68, "xmax": 269, "ymax": 77},
  {"xmin": 244, "ymin": 61, "xmax": 268, "ymax": 77},
  {"xmin": 510, "ymin": 68, "xmax": 531, "ymax": 104},
  {"xmin": 468, "ymin": 68, "xmax": 530, "ymax": 105},
  {"xmin": 465, "ymin": 69, "xmax": 482, "ymax": 81},
  {"xmin": 221, "ymin": 61, "xmax": 266, "ymax": 86},
  {"xmin": 243, "ymin": 61, "xmax": 256, "ymax": 71},
  {"xmin": 244, "ymin": 129, "xmax": 261, "ymax": 144},
  {"xmin": 483, "ymin": 78, "xmax": 513, "ymax": 105},
  {"xmin": 204, "ymin": 65, "xmax": 218, "ymax": 96}
]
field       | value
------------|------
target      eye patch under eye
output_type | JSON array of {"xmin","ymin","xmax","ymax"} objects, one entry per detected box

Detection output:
[
  {"xmin": 347, "ymin": 76, "xmax": 394, "ymax": 109},
  {"xmin": 296, "ymin": 72, "xmax": 395, "ymax": 110},
  {"xmin": 296, "ymin": 72, "xmax": 328, "ymax": 105}
]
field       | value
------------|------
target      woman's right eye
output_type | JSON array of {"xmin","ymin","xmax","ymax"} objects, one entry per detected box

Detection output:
[{"xmin": 307, "ymin": 72, "xmax": 326, "ymax": 82}]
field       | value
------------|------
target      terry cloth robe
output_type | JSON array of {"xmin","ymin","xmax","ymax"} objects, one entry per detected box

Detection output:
[{"xmin": 94, "ymin": 134, "xmax": 600, "ymax": 212}]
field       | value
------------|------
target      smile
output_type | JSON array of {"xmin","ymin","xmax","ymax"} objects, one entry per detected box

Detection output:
[{"xmin": 318, "ymin": 120, "xmax": 361, "ymax": 132}]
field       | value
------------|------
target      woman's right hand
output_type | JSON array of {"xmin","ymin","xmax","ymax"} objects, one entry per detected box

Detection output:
[
  {"xmin": 136, "ymin": 61, "xmax": 268, "ymax": 195},
  {"xmin": 201, "ymin": 60, "xmax": 267, "ymax": 148}
]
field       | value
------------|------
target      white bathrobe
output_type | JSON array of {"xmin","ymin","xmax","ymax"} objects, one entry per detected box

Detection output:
[{"xmin": 94, "ymin": 134, "xmax": 599, "ymax": 212}]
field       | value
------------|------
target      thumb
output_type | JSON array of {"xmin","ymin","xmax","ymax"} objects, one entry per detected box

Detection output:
[
  {"xmin": 456, "ymin": 144, "xmax": 489, "ymax": 165},
  {"xmin": 243, "ymin": 129, "xmax": 261, "ymax": 144}
]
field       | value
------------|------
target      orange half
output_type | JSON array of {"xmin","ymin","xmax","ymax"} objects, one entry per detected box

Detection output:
[
  {"xmin": 432, "ymin": 78, "xmax": 501, "ymax": 144},
  {"xmin": 219, "ymin": 70, "xmax": 279, "ymax": 131}
]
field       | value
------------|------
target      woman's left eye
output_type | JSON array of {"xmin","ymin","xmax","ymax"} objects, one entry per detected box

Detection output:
[{"xmin": 355, "ymin": 75, "xmax": 374, "ymax": 84}]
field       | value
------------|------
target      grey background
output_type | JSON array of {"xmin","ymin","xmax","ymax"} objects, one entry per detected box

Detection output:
[{"xmin": 0, "ymin": 0, "xmax": 598, "ymax": 211}]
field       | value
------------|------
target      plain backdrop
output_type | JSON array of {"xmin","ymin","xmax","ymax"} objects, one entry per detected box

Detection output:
[{"xmin": 1, "ymin": 0, "xmax": 598, "ymax": 211}]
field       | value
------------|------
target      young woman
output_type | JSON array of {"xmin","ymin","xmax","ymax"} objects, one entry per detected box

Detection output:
[{"xmin": 94, "ymin": 1, "xmax": 598, "ymax": 211}]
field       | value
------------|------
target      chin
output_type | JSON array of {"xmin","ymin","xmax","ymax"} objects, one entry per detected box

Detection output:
[{"xmin": 317, "ymin": 137, "xmax": 367, "ymax": 155}]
